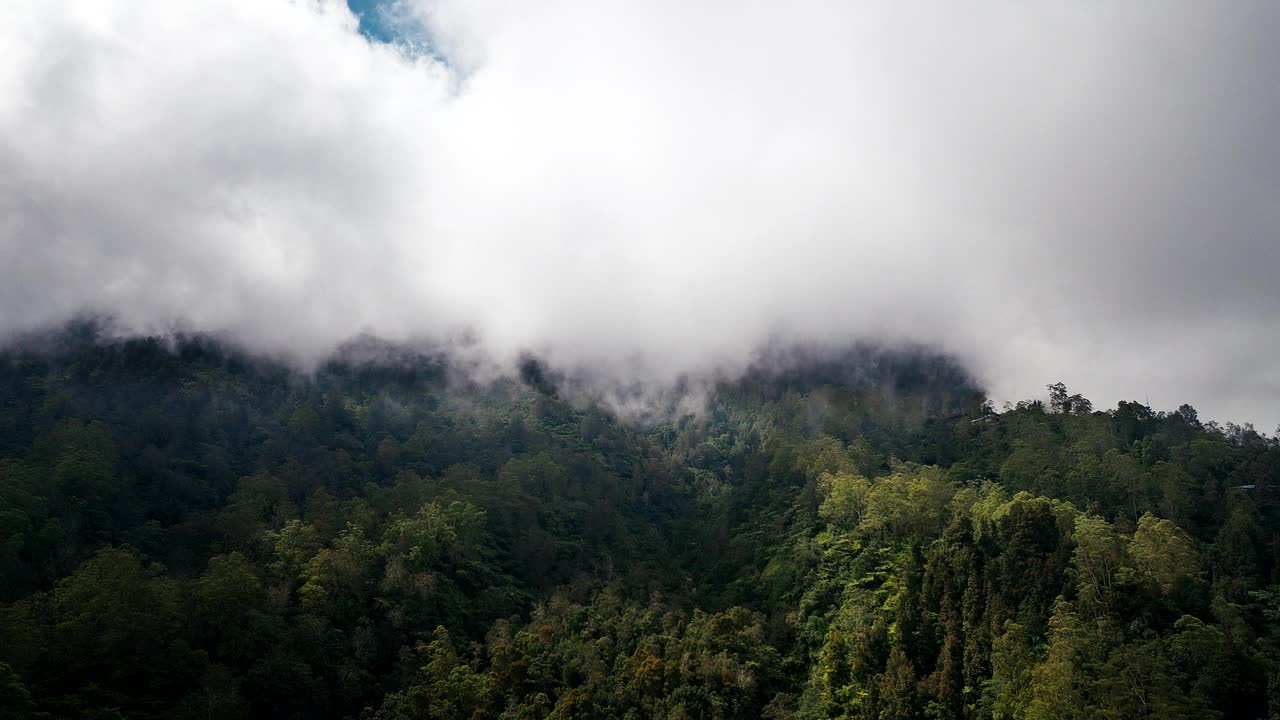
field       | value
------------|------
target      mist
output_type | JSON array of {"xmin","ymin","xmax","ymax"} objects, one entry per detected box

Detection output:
[{"xmin": 3, "ymin": 0, "xmax": 1279, "ymax": 427}]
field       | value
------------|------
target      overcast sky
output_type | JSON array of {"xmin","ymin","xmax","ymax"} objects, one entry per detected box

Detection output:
[{"xmin": 2, "ymin": 0, "xmax": 1279, "ymax": 427}]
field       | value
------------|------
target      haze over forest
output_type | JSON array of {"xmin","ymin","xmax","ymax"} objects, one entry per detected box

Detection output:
[{"xmin": 4, "ymin": 0, "xmax": 1280, "ymax": 428}]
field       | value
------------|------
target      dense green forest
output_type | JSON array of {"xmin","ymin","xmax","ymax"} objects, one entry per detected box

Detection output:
[{"xmin": 1, "ymin": 325, "xmax": 1278, "ymax": 719}]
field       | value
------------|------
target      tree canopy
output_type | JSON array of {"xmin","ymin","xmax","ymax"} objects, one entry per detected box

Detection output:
[{"xmin": 0, "ymin": 329, "xmax": 1278, "ymax": 719}]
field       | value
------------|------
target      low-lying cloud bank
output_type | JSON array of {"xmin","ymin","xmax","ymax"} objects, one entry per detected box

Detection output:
[{"xmin": 2, "ymin": 1, "xmax": 1279, "ymax": 427}]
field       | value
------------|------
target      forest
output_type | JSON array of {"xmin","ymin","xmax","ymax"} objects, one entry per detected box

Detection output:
[{"xmin": 1, "ymin": 324, "xmax": 1278, "ymax": 719}]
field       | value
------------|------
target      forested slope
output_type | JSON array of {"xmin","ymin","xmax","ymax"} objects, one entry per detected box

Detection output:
[{"xmin": 0, "ymin": 327, "xmax": 1277, "ymax": 719}]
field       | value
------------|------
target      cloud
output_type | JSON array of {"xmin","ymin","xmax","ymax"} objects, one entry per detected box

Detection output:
[{"xmin": 2, "ymin": 0, "xmax": 1279, "ymax": 427}]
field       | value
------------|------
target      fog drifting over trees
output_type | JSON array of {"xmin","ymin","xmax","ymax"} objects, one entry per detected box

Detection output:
[{"xmin": 3, "ymin": 0, "xmax": 1279, "ymax": 426}]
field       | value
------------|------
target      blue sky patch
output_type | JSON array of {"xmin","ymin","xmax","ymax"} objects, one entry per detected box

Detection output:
[
  {"xmin": 346, "ymin": 0, "xmax": 450, "ymax": 68},
  {"xmin": 346, "ymin": 0, "xmax": 398, "ymax": 44}
]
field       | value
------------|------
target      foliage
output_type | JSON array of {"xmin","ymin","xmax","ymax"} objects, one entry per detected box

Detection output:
[{"xmin": 0, "ymin": 329, "xmax": 1277, "ymax": 718}]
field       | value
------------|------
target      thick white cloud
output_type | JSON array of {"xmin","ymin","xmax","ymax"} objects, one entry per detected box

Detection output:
[{"xmin": 2, "ymin": 0, "xmax": 1279, "ymax": 426}]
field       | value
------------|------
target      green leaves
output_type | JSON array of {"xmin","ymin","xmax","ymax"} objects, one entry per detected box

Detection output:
[
  {"xmin": 0, "ymin": 334, "xmax": 1277, "ymax": 719},
  {"xmin": 1127, "ymin": 513, "xmax": 1201, "ymax": 593},
  {"xmin": 856, "ymin": 468, "xmax": 953, "ymax": 542}
]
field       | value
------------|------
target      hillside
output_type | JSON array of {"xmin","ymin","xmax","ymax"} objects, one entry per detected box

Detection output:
[{"xmin": 0, "ymin": 328, "xmax": 1277, "ymax": 719}]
